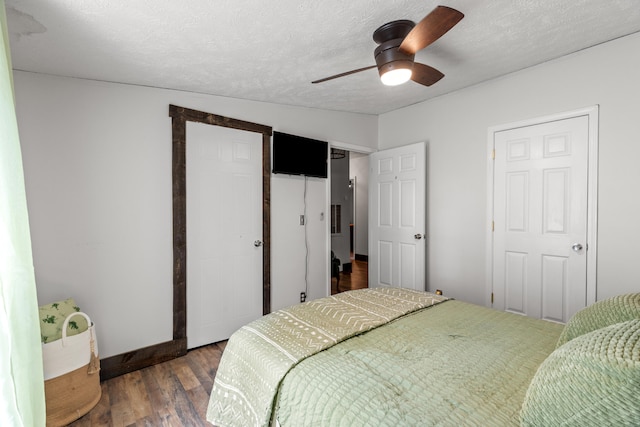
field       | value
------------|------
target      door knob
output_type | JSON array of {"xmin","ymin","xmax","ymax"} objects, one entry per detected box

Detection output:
[
  {"xmin": 414, "ymin": 234, "xmax": 423, "ymax": 240},
  {"xmin": 571, "ymin": 243, "xmax": 583, "ymax": 252},
  {"xmin": 254, "ymin": 240, "xmax": 264, "ymax": 247}
]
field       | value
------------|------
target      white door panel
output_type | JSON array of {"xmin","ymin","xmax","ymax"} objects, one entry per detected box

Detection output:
[
  {"xmin": 370, "ymin": 142, "xmax": 425, "ymax": 291},
  {"xmin": 493, "ymin": 116, "xmax": 588, "ymax": 322},
  {"xmin": 186, "ymin": 123, "xmax": 263, "ymax": 348}
]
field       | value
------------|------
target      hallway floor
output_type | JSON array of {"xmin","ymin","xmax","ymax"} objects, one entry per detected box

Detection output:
[{"xmin": 331, "ymin": 258, "xmax": 368, "ymax": 295}]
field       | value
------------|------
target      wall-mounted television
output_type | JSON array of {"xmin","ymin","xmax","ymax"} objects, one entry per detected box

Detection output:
[{"xmin": 272, "ymin": 131, "xmax": 328, "ymax": 178}]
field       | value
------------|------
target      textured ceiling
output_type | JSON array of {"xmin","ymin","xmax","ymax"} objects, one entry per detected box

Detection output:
[{"xmin": 5, "ymin": 0, "xmax": 640, "ymax": 115}]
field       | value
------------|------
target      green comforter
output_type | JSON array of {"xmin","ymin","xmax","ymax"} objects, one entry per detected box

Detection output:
[
  {"xmin": 275, "ymin": 299, "xmax": 563, "ymax": 426},
  {"xmin": 206, "ymin": 288, "xmax": 448, "ymax": 427}
]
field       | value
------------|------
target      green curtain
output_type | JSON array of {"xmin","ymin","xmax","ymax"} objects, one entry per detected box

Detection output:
[{"xmin": 0, "ymin": 1, "xmax": 47, "ymax": 425}]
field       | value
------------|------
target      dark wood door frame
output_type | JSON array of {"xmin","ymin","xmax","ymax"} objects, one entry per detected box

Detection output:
[{"xmin": 100, "ymin": 105, "xmax": 272, "ymax": 380}]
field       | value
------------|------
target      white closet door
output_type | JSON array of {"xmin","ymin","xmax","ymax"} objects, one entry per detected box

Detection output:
[
  {"xmin": 493, "ymin": 115, "xmax": 589, "ymax": 322},
  {"xmin": 186, "ymin": 122, "xmax": 263, "ymax": 348}
]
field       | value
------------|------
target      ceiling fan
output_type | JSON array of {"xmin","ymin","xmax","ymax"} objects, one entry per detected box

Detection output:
[{"xmin": 312, "ymin": 5, "xmax": 464, "ymax": 87}]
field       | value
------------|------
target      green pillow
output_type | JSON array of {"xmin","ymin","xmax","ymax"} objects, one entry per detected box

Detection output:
[
  {"xmin": 521, "ymin": 319, "xmax": 640, "ymax": 426},
  {"xmin": 39, "ymin": 298, "xmax": 89, "ymax": 343},
  {"xmin": 556, "ymin": 293, "xmax": 640, "ymax": 348}
]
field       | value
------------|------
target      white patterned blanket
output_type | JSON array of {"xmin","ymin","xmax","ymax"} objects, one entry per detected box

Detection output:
[{"xmin": 206, "ymin": 288, "xmax": 448, "ymax": 427}]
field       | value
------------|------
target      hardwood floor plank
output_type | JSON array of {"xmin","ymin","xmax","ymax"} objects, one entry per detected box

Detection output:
[
  {"xmin": 156, "ymin": 358, "xmax": 204, "ymax": 426},
  {"xmin": 108, "ymin": 375, "xmax": 136, "ymax": 426},
  {"xmin": 186, "ymin": 385, "xmax": 211, "ymax": 422},
  {"xmin": 170, "ymin": 357, "xmax": 201, "ymax": 391},
  {"xmin": 135, "ymin": 417, "xmax": 156, "ymax": 427},
  {"xmin": 106, "ymin": 374, "xmax": 127, "ymax": 406},
  {"xmin": 185, "ymin": 348, "xmax": 215, "ymax": 393},
  {"xmin": 143, "ymin": 363, "xmax": 182, "ymax": 424},
  {"xmin": 109, "ymin": 400, "xmax": 135, "ymax": 424},
  {"xmin": 124, "ymin": 370, "xmax": 154, "ymax": 421},
  {"xmin": 171, "ymin": 385, "xmax": 205, "ymax": 426}
]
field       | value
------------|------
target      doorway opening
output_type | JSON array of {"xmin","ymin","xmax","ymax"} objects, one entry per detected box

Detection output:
[{"xmin": 330, "ymin": 148, "xmax": 369, "ymax": 294}]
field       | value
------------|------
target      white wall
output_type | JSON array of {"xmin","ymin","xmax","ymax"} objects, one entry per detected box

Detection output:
[
  {"xmin": 379, "ymin": 32, "xmax": 640, "ymax": 305},
  {"xmin": 14, "ymin": 71, "xmax": 377, "ymax": 357},
  {"xmin": 270, "ymin": 174, "xmax": 329, "ymax": 309}
]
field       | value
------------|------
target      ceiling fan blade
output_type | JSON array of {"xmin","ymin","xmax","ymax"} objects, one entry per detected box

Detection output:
[
  {"xmin": 399, "ymin": 6, "xmax": 464, "ymax": 55},
  {"xmin": 312, "ymin": 65, "xmax": 377, "ymax": 84},
  {"xmin": 411, "ymin": 63, "xmax": 444, "ymax": 86}
]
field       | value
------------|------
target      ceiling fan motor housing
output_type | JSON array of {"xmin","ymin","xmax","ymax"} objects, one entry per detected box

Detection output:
[
  {"xmin": 373, "ymin": 20, "xmax": 416, "ymax": 77},
  {"xmin": 372, "ymin": 19, "xmax": 415, "ymax": 44},
  {"xmin": 374, "ymin": 38, "xmax": 415, "ymax": 77}
]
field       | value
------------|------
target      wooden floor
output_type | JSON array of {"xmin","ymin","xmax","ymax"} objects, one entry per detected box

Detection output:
[
  {"xmin": 68, "ymin": 342, "xmax": 226, "ymax": 427},
  {"xmin": 68, "ymin": 261, "xmax": 367, "ymax": 426},
  {"xmin": 331, "ymin": 258, "xmax": 368, "ymax": 295}
]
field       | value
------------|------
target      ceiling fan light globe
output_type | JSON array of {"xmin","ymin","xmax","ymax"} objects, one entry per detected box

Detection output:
[{"xmin": 381, "ymin": 68, "xmax": 412, "ymax": 86}]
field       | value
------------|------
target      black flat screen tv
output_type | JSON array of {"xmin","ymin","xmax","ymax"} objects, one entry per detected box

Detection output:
[{"xmin": 272, "ymin": 131, "xmax": 328, "ymax": 178}]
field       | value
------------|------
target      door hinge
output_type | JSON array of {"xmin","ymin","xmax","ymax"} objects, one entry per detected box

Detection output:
[
  {"xmin": 491, "ymin": 292, "xmax": 494, "ymax": 304},
  {"xmin": 491, "ymin": 149, "xmax": 496, "ymax": 160},
  {"xmin": 491, "ymin": 221, "xmax": 494, "ymax": 232}
]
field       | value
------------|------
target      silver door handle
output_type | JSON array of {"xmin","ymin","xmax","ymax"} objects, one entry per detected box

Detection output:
[
  {"xmin": 571, "ymin": 243, "xmax": 583, "ymax": 252},
  {"xmin": 414, "ymin": 234, "xmax": 423, "ymax": 240},
  {"xmin": 254, "ymin": 240, "xmax": 264, "ymax": 247}
]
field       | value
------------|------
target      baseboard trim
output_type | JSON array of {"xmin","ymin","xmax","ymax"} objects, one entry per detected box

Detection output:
[
  {"xmin": 100, "ymin": 338, "xmax": 187, "ymax": 381},
  {"xmin": 354, "ymin": 254, "xmax": 368, "ymax": 262}
]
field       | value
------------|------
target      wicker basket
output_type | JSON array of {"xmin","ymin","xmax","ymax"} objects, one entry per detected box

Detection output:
[{"xmin": 42, "ymin": 312, "xmax": 101, "ymax": 426}]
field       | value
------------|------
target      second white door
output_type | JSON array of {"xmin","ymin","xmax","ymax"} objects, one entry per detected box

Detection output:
[{"xmin": 369, "ymin": 142, "xmax": 426, "ymax": 291}]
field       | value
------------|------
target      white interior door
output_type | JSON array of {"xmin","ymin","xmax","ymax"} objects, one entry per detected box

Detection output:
[
  {"xmin": 369, "ymin": 142, "xmax": 426, "ymax": 290},
  {"xmin": 186, "ymin": 122, "xmax": 263, "ymax": 348},
  {"xmin": 493, "ymin": 115, "xmax": 590, "ymax": 322}
]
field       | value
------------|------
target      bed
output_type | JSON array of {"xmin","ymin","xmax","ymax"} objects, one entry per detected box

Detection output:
[{"xmin": 206, "ymin": 288, "xmax": 640, "ymax": 427}]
